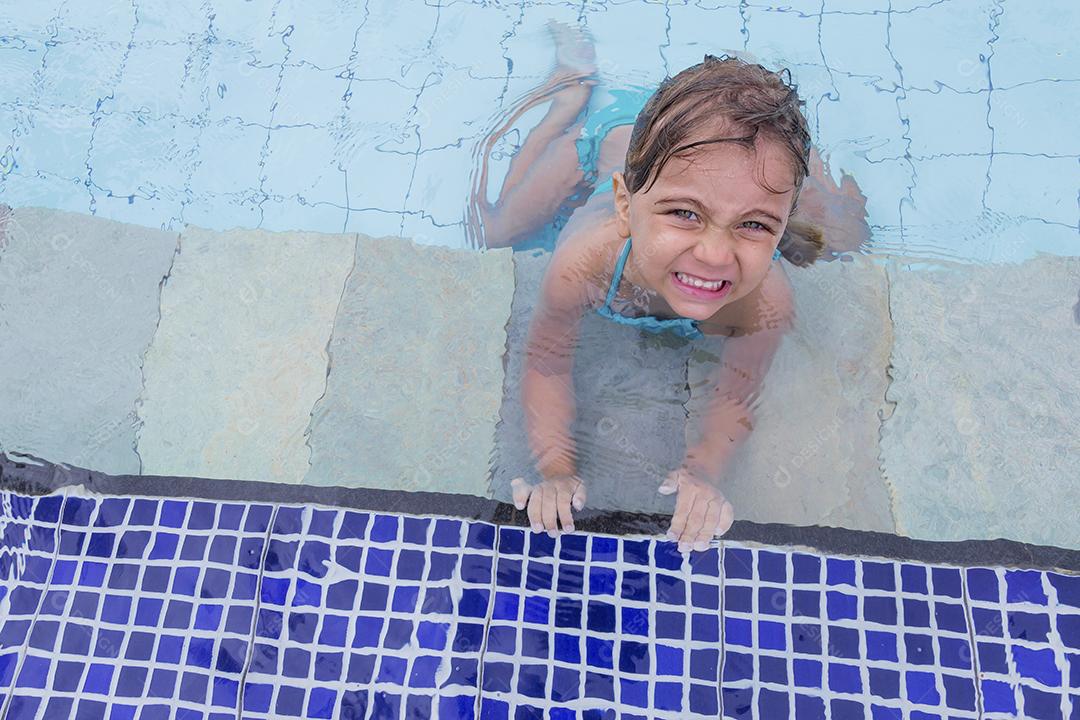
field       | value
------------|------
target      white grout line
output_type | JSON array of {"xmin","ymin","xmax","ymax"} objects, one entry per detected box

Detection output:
[
  {"xmin": 0, "ymin": 489, "xmax": 68, "ymax": 720},
  {"xmin": 471, "ymin": 518, "xmax": 501, "ymax": 720},
  {"xmin": 959, "ymin": 566, "xmax": 986, "ymax": 718},
  {"xmin": 717, "ymin": 537, "xmax": 726, "ymax": 719},
  {"xmin": 235, "ymin": 501, "xmax": 280, "ymax": 720}
]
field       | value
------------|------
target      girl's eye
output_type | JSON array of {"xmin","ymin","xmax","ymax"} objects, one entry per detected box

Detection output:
[
  {"xmin": 671, "ymin": 209, "xmax": 698, "ymax": 221},
  {"xmin": 742, "ymin": 220, "xmax": 772, "ymax": 233}
]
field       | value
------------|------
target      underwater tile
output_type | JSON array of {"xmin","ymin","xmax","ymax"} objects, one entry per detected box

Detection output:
[
  {"xmin": 136, "ymin": 225, "xmax": 355, "ymax": 484},
  {"xmin": 665, "ymin": 4, "xmax": 747, "ymax": 66},
  {"xmin": 687, "ymin": 254, "xmax": 896, "ymax": 533},
  {"xmin": 904, "ymin": 87, "xmax": 995, "ymax": 157},
  {"xmin": 721, "ymin": 542, "xmax": 979, "ymax": 718},
  {"xmin": 966, "ymin": 566, "xmax": 1076, "ymax": 719},
  {"xmin": 480, "ymin": 531, "xmax": 721, "ymax": 718},
  {"xmin": 817, "ymin": 9, "xmax": 896, "ymax": 81},
  {"xmin": 0, "ymin": 207, "xmax": 178, "ymax": 474},
  {"xmin": 984, "ymin": 154, "xmax": 1080, "ymax": 230},
  {"xmin": 243, "ymin": 504, "xmax": 496, "ymax": 719},
  {"xmin": 882, "ymin": 254, "xmax": 1080, "ymax": 549},
  {"xmin": 304, "ymin": 233, "xmax": 514, "ymax": 496},
  {"xmin": 815, "ymin": 70, "xmax": 911, "ymax": 168},
  {"xmin": 992, "ymin": 83, "xmax": 1080, "ymax": 157},
  {"xmin": 990, "ymin": 3, "xmax": 1078, "ymax": 87},
  {"xmin": 887, "ymin": 0, "xmax": 997, "ymax": 93},
  {"xmin": 2, "ymin": 488, "xmax": 265, "ymax": 716}
]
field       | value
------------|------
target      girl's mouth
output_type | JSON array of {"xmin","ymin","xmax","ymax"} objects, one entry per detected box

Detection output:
[{"xmin": 671, "ymin": 271, "xmax": 732, "ymax": 300}]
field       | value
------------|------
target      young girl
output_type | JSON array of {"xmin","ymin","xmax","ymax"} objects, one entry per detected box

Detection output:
[{"xmin": 480, "ymin": 28, "xmax": 833, "ymax": 552}]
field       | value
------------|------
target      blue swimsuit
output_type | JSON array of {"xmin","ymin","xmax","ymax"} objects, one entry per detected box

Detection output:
[
  {"xmin": 596, "ymin": 236, "xmax": 782, "ymax": 339},
  {"xmin": 574, "ymin": 85, "xmax": 656, "ymax": 181}
]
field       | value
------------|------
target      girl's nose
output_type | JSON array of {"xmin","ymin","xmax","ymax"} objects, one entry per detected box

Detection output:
[{"xmin": 692, "ymin": 231, "xmax": 737, "ymax": 267}]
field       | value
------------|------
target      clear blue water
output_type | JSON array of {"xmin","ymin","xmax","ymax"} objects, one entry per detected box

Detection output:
[
  {"xmin": 0, "ymin": 2, "xmax": 1078, "ymax": 718},
  {"xmin": 0, "ymin": 1, "xmax": 1076, "ymax": 261}
]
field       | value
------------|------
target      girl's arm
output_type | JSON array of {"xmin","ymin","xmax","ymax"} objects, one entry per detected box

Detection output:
[
  {"xmin": 522, "ymin": 320, "xmax": 579, "ymax": 481},
  {"xmin": 665, "ymin": 271, "xmax": 794, "ymax": 552},
  {"xmin": 514, "ymin": 239, "xmax": 594, "ymax": 532},
  {"xmin": 687, "ymin": 265, "xmax": 795, "ymax": 475}
]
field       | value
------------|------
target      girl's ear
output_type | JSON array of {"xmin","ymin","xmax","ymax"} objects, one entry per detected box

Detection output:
[{"xmin": 612, "ymin": 172, "xmax": 632, "ymax": 238}]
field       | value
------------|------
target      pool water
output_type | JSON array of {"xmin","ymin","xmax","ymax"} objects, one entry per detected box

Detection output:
[{"xmin": 0, "ymin": 1, "xmax": 1078, "ymax": 718}]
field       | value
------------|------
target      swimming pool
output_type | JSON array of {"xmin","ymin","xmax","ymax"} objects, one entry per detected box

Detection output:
[{"xmin": 0, "ymin": 1, "xmax": 1078, "ymax": 717}]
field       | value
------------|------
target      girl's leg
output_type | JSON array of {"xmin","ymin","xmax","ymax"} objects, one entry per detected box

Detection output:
[
  {"xmin": 472, "ymin": 22, "xmax": 599, "ymax": 249},
  {"xmin": 594, "ymin": 125, "xmax": 633, "ymax": 188},
  {"xmin": 496, "ymin": 75, "xmax": 592, "ymax": 203},
  {"xmin": 554, "ymin": 123, "xmax": 634, "ymax": 242}
]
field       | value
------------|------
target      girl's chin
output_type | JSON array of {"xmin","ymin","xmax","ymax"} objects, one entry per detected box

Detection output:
[{"xmin": 681, "ymin": 305, "xmax": 724, "ymax": 321}]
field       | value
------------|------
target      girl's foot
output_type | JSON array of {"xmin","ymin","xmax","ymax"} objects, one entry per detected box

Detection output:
[{"xmin": 546, "ymin": 19, "xmax": 598, "ymax": 87}]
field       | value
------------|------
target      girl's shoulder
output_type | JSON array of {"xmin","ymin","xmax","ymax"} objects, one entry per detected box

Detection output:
[{"xmin": 547, "ymin": 211, "xmax": 624, "ymax": 311}]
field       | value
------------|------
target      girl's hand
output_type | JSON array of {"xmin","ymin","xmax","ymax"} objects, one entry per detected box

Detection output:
[
  {"xmin": 511, "ymin": 475, "xmax": 587, "ymax": 537},
  {"xmin": 659, "ymin": 467, "xmax": 735, "ymax": 552}
]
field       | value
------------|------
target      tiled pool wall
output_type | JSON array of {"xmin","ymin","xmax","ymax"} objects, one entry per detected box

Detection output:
[{"xmin": 0, "ymin": 484, "xmax": 1077, "ymax": 720}]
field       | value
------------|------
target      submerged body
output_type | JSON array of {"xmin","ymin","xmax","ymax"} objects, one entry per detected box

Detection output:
[
  {"xmin": 517, "ymin": 131, "xmax": 799, "ymax": 551},
  {"xmin": 479, "ymin": 25, "xmax": 847, "ymax": 551}
]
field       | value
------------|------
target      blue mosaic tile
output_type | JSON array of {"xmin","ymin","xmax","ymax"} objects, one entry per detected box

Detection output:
[
  {"xmin": 482, "ymin": 531, "xmax": 721, "ymax": 718},
  {"xmin": 0, "ymin": 493, "xmax": 64, "ymax": 705},
  {"xmin": 242, "ymin": 503, "xmax": 495, "ymax": 720},
  {"xmin": 0, "ymin": 491, "xmax": 263, "ymax": 718},
  {"xmin": 967, "ymin": 566, "xmax": 1077, "ymax": 719},
  {"xmin": 0, "ymin": 488, "xmax": 1076, "ymax": 720},
  {"xmin": 721, "ymin": 543, "xmax": 979, "ymax": 719}
]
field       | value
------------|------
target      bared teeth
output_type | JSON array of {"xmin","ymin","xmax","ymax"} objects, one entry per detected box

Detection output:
[{"xmin": 676, "ymin": 271, "xmax": 726, "ymax": 290}]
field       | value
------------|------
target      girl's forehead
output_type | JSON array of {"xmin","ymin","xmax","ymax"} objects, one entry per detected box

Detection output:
[
  {"xmin": 650, "ymin": 142, "xmax": 796, "ymax": 200},
  {"xmin": 675, "ymin": 132, "xmax": 790, "ymax": 172}
]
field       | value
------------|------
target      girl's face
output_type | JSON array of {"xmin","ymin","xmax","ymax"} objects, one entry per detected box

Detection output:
[{"xmin": 612, "ymin": 132, "xmax": 797, "ymax": 321}]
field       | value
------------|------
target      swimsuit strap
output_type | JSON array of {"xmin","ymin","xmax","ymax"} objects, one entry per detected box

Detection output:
[
  {"xmin": 601, "ymin": 236, "xmax": 633, "ymax": 313},
  {"xmin": 597, "ymin": 237, "xmax": 704, "ymax": 340}
]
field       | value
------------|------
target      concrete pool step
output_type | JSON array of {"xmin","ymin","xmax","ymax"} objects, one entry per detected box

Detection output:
[
  {"xmin": 0, "ymin": 206, "xmax": 178, "ymax": 475},
  {"xmin": 0, "ymin": 206, "xmax": 1078, "ymax": 551},
  {"xmin": 135, "ymin": 225, "xmax": 356, "ymax": 486},
  {"xmin": 0, "ymin": 206, "xmax": 515, "ymax": 495},
  {"xmin": 882, "ymin": 253, "xmax": 1080, "ymax": 549}
]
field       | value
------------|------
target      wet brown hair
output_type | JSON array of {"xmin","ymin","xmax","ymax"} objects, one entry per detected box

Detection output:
[{"xmin": 624, "ymin": 54, "xmax": 825, "ymax": 266}]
